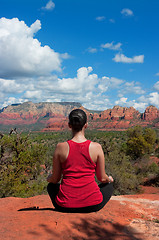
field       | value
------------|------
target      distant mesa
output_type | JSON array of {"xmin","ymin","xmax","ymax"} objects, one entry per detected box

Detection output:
[{"xmin": 0, "ymin": 102, "xmax": 159, "ymax": 131}]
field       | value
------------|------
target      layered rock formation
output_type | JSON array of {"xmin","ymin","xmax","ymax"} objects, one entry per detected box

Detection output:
[
  {"xmin": 98, "ymin": 106, "xmax": 140, "ymax": 121},
  {"xmin": 142, "ymin": 105, "xmax": 159, "ymax": 121},
  {"xmin": 0, "ymin": 102, "xmax": 81, "ymax": 128},
  {"xmin": 0, "ymin": 102, "xmax": 159, "ymax": 131}
]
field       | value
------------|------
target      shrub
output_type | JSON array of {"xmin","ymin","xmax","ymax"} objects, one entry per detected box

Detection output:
[
  {"xmin": 106, "ymin": 148, "xmax": 140, "ymax": 195},
  {"xmin": 126, "ymin": 126, "xmax": 157, "ymax": 160},
  {"xmin": 0, "ymin": 133, "xmax": 48, "ymax": 197},
  {"xmin": 98, "ymin": 135, "xmax": 140, "ymax": 195}
]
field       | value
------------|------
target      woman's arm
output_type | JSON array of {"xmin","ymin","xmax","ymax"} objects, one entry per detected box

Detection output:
[
  {"xmin": 47, "ymin": 143, "xmax": 62, "ymax": 183},
  {"xmin": 95, "ymin": 143, "xmax": 114, "ymax": 183}
]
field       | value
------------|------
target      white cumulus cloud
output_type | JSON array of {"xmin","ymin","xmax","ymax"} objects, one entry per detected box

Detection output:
[
  {"xmin": 133, "ymin": 92, "xmax": 159, "ymax": 110},
  {"xmin": 24, "ymin": 90, "xmax": 43, "ymax": 99},
  {"xmin": 109, "ymin": 19, "xmax": 115, "ymax": 23},
  {"xmin": 0, "ymin": 17, "xmax": 62, "ymax": 78},
  {"xmin": 101, "ymin": 42, "xmax": 122, "ymax": 51},
  {"xmin": 132, "ymin": 102, "xmax": 148, "ymax": 112},
  {"xmin": 56, "ymin": 67, "xmax": 98, "ymax": 94},
  {"xmin": 115, "ymin": 96, "xmax": 148, "ymax": 112},
  {"xmin": 0, "ymin": 78, "xmax": 23, "ymax": 94},
  {"xmin": 148, "ymin": 92, "xmax": 159, "ymax": 106},
  {"xmin": 113, "ymin": 53, "xmax": 144, "ymax": 63},
  {"xmin": 87, "ymin": 47, "xmax": 98, "ymax": 53},
  {"xmin": 2, "ymin": 97, "xmax": 27, "ymax": 108},
  {"xmin": 42, "ymin": 0, "xmax": 55, "ymax": 11},
  {"xmin": 96, "ymin": 16, "xmax": 106, "ymax": 21},
  {"xmin": 121, "ymin": 8, "xmax": 134, "ymax": 17},
  {"xmin": 98, "ymin": 76, "xmax": 124, "ymax": 93},
  {"xmin": 115, "ymin": 97, "xmax": 128, "ymax": 105},
  {"xmin": 124, "ymin": 82, "xmax": 145, "ymax": 94},
  {"xmin": 153, "ymin": 81, "xmax": 159, "ymax": 91}
]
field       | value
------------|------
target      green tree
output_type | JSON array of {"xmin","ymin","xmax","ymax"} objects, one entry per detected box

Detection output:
[
  {"xmin": 0, "ymin": 132, "xmax": 48, "ymax": 197},
  {"xmin": 98, "ymin": 135, "xmax": 140, "ymax": 195},
  {"xmin": 143, "ymin": 128, "xmax": 156, "ymax": 150},
  {"xmin": 103, "ymin": 146, "xmax": 140, "ymax": 195},
  {"xmin": 126, "ymin": 126, "xmax": 156, "ymax": 160}
]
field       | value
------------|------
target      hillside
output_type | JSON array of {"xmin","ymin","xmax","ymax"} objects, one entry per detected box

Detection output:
[
  {"xmin": 0, "ymin": 102, "xmax": 82, "ymax": 131},
  {"xmin": 0, "ymin": 102, "xmax": 159, "ymax": 131}
]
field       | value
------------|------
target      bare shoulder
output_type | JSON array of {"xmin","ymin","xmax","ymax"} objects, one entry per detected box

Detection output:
[
  {"xmin": 55, "ymin": 142, "xmax": 69, "ymax": 162},
  {"xmin": 56, "ymin": 142, "xmax": 68, "ymax": 152},
  {"xmin": 90, "ymin": 141, "xmax": 102, "ymax": 150},
  {"xmin": 89, "ymin": 141, "xmax": 103, "ymax": 163},
  {"xmin": 56, "ymin": 141, "xmax": 68, "ymax": 148}
]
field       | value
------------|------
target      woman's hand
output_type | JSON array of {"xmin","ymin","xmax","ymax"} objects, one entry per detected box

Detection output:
[
  {"xmin": 108, "ymin": 175, "xmax": 114, "ymax": 183},
  {"xmin": 47, "ymin": 173, "xmax": 53, "ymax": 183}
]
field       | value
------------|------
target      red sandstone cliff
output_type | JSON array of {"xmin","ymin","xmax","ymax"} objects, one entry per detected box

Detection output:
[
  {"xmin": 142, "ymin": 105, "xmax": 159, "ymax": 121},
  {"xmin": 99, "ymin": 106, "xmax": 140, "ymax": 121},
  {"xmin": 0, "ymin": 102, "xmax": 81, "ymax": 126},
  {"xmin": 0, "ymin": 102, "xmax": 159, "ymax": 131}
]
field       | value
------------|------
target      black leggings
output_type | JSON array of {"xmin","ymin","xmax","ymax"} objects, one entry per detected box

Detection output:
[{"xmin": 47, "ymin": 182, "xmax": 113, "ymax": 213}]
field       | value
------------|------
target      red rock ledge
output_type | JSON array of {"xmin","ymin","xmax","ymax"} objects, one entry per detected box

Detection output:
[{"xmin": 0, "ymin": 188, "xmax": 159, "ymax": 240}]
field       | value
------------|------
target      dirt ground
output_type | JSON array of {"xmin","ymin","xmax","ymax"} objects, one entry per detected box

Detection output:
[{"xmin": 0, "ymin": 186, "xmax": 159, "ymax": 240}]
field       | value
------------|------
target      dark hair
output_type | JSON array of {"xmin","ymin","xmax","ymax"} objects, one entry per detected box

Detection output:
[{"xmin": 69, "ymin": 109, "xmax": 87, "ymax": 132}]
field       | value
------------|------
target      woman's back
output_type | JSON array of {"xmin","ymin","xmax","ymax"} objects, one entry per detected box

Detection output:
[{"xmin": 55, "ymin": 140, "xmax": 103, "ymax": 208}]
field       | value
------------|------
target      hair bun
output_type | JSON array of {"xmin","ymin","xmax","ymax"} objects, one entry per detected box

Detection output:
[{"xmin": 69, "ymin": 109, "xmax": 87, "ymax": 132}]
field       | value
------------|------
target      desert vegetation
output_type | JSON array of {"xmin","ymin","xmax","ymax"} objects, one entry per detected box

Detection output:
[{"xmin": 0, "ymin": 126, "xmax": 159, "ymax": 198}]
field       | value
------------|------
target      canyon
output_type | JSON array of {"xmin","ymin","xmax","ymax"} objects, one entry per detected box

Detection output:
[{"xmin": 0, "ymin": 102, "xmax": 159, "ymax": 131}]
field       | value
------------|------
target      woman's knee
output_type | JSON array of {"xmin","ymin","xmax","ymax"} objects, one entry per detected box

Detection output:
[
  {"xmin": 99, "ymin": 182, "xmax": 113, "ymax": 205},
  {"xmin": 99, "ymin": 182, "xmax": 113, "ymax": 192},
  {"xmin": 47, "ymin": 182, "xmax": 53, "ymax": 194},
  {"xmin": 47, "ymin": 183, "xmax": 60, "ymax": 195}
]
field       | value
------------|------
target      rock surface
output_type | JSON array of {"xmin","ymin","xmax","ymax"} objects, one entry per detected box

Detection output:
[
  {"xmin": 0, "ymin": 187, "xmax": 159, "ymax": 240},
  {"xmin": 143, "ymin": 106, "xmax": 159, "ymax": 121},
  {"xmin": 0, "ymin": 102, "xmax": 81, "ymax": 126},
  {"xmin": 0, "ymin": 102, "xmax": 159, "ymax": 131}
]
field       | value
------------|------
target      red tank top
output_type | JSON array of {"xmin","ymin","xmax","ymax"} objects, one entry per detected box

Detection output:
[{"xmin": 55, "ymin": 140, "xmax": 103, "ymax": 208}]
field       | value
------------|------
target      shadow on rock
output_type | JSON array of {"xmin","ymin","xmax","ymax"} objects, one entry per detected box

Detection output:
[
  {"xmin": 69, "ymin": 217, "xmax": 144, "ymax": 240},
  {"xmin": 28, "ymin": 216, "xmax": 144, "ymax": 240},
  {"xmin": 18, "ymin": 206, "xmax": 56, "ymax": 211}
]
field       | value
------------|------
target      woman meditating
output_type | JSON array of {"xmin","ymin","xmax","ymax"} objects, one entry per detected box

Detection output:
[{"xmin": 47, "ymin": 109, "xmax": 113, "ymax": 213}]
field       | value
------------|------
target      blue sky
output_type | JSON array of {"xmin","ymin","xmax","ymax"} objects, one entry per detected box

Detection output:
[{"xmin": 0, "ymin": 0, "xmax": 159, "ymax": 112}]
